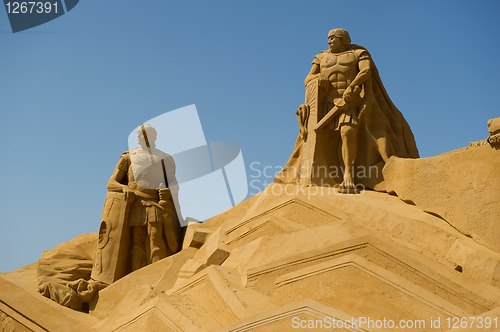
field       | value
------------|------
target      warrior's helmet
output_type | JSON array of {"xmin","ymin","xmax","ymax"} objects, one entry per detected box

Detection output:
[{"xmin": 328, "ymin": 28, "xmax": 351, "ymax": 48}]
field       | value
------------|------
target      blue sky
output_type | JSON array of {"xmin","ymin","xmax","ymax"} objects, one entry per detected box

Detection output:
[{"xmin": 1, "ymin": 0, "xmax": 499, "ymax": 272}]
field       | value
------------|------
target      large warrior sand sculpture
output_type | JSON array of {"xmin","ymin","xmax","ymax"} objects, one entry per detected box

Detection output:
[
  {"xmin": 275, "ymin": 28, "xmax": 419, "ymax": 191},
  {"xmin": 37, "ymin": 124, "xmax": 183, "ymax": 310},
  {"xmin": 92, "ymin": 124, "xmax": 183, "ymax": 281}
]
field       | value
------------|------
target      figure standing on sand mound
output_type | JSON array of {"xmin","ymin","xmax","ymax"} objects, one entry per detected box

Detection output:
[
  {"xmin": 91, "ymin": 124, "xmax": 184, "ymax": 285},
  {"xmin": 275, "ymin": 28, "xmax": 419, "ymax": 191},
  {"xmin": 37, "ymin": 125, "xmax": 185, "ymax": 311}
]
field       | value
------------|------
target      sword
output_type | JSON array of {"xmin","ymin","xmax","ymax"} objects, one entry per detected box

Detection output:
[{"xmin": 314, "ymin": 104, "xmax": 343, "ymax": 131}]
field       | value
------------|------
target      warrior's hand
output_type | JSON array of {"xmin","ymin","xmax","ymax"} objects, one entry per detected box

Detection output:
[
  {"xmin": 343, "ymin": 86, "xmax": 355, "ymax": 103},
  {"xmin": 317, "ymin": 74, "xmax": 329, "ymax": 91},
  {"xmin": 158, "ymin": 188, "xmax": 172, "ymax": 201},
  {"xmin": 343, "ymin": 85, "xmax": 361, "ymax": 104},
  {"xmin": 123, "ymin": 187, "xmax": 135, "ymax": 202}
]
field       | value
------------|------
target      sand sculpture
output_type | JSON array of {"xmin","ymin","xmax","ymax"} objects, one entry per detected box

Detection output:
[
  {"xmin": 1, "ymin": 30, "xmax": 499, "ymax": 332},
  {"xmin": 95, "ymin": 124, "xmax": 182, "ymax": 277},
  {"xmin": 488, "ymin": 117, "xmax": 500, "ymax": 144},
  {"xmin": 275, "ymin": 28, "xmax": 419, "ymax": 191},
  {"xmin": 36, "ymin": 125, "xmax": 183, "ymax": 310}
]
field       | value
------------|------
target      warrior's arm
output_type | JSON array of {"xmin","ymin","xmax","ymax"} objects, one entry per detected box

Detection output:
[
  {"xmin": 107, "ymin": 154, "xmax": 131, "ymax": 193},
  {"xmin": 107, "ymin": 166, "xmax": 129, "ymax": 192},
  {"xmin": 349, "ymin": 59, "xmax": 371, "ymax": 89},
  {"xmin": 305, "ymin": 62, "xmax": 328, "ymax": 90},
  {"xmin": 304, "ymin": 63, "xmax": 320, "ymax": 86},
  {"xmin": 165, "ymin": 156, "xmax": 179, "ymax": 195},
  {"xmin": 107, "ymin": 165, "xmax": 137, "ymax": 202},
  {"xmin": 343, "ymin": 59, "xmax": 371, "ymax": 102}
]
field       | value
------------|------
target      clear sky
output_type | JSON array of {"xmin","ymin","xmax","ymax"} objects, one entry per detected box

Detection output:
[{"xmin": 1, "ymin": 0, "xmax": 499, "ymax": 272}]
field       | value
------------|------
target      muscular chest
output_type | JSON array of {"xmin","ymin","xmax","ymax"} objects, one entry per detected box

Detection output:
[{"xmin": 320, "ymin": 52, "xmax": 358, "ymax": 80}]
